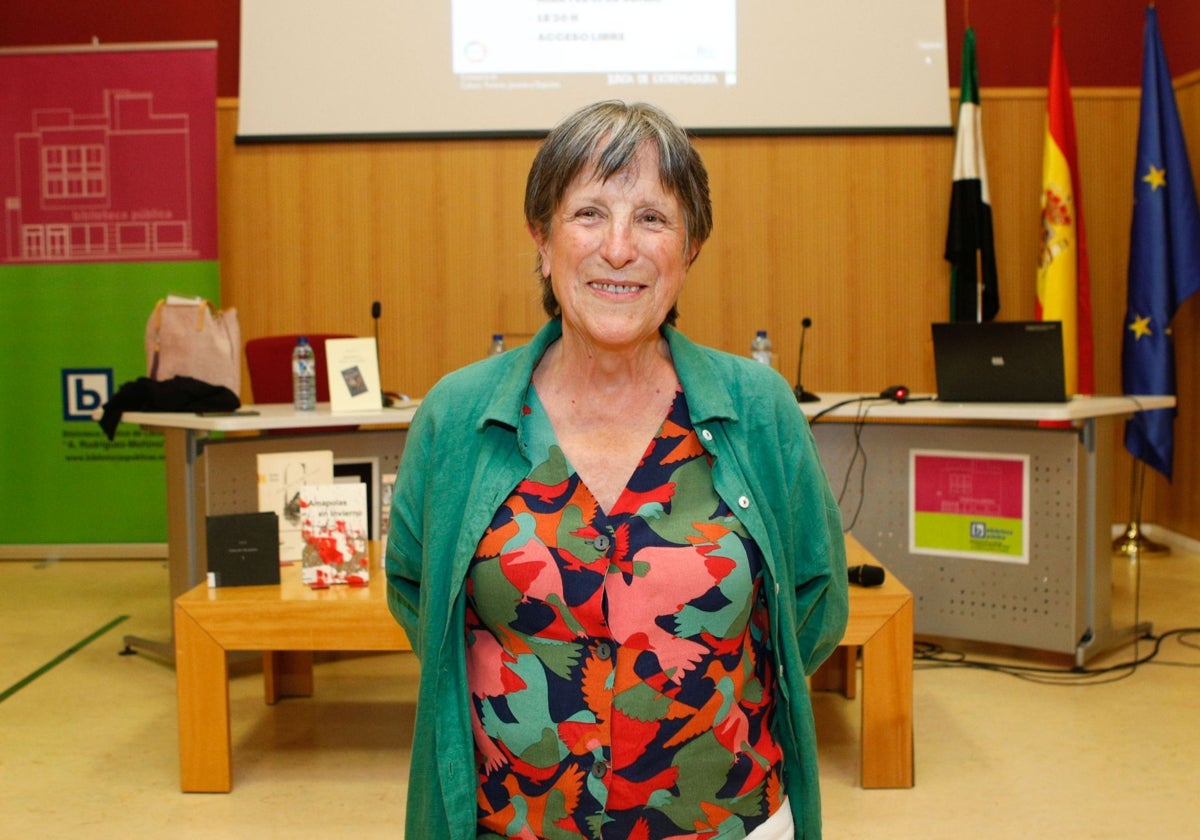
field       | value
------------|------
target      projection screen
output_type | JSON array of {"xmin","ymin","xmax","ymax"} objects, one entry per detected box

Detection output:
[{"xmin": 237, "ymin": 0, "xmax": 951, "ymax": 141}]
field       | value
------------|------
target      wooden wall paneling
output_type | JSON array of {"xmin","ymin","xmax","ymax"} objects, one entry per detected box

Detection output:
[
  {"xmin": 214, "ymin": 86, "xmax": 1200, "ymax": 541},
  {"xmin": 219, "ymin": 105, "xmax": 546, "ymax": 398},
  {"xmin": 681, "ymin": 132, "xmax": 956, "ymax": 395}
]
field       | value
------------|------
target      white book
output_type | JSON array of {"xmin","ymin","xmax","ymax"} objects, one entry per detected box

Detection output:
[{"xmin": 256, "ymin": 450, "xmax": 335, "ymax": 563}]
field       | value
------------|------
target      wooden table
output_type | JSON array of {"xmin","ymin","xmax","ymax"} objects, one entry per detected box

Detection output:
[
  {"xmin": 174, "ymin": 562, "xmax": 410, "ymax": 793},
  {"xmin": 123, "ymin": 402, "xmax": 416, "ymax": 661},
  {"xmin": 812, "ymin": 535, "xmax": 914, "ymax": 788},
  {"xmin": 175, "ymin": 537, "xmax": 912, "ymax": 792}
]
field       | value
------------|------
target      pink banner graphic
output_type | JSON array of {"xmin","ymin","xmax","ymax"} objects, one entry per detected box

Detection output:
[
  {"xmin": 912, "ymin": 454, "xmax": 1026, "ymax": 518},
  {"xmin": 1, "ymin": 45, "xmax": 217, "ymax": 265}
]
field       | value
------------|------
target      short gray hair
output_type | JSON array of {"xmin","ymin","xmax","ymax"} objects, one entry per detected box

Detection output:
[{"xmin": 524, "ymin": 100, "xmax": 713, "ymax": 325}]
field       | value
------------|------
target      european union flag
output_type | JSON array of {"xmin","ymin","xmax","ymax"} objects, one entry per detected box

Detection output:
[{"xmin": 1122, "ymin": 7, "xmax": 1200, "ymax": 480}]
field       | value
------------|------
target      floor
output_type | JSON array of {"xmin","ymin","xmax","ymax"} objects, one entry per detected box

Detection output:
[{"xmin": 1, "ymin": 540, "xmax": 1197, "ymax": 839}]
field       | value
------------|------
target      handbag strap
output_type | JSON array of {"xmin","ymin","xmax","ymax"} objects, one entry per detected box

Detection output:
[
  {"xmin": 149, "ymin": 299, "xmax": 166, "ymax": 379},
  {"xmin": 149, "ymin": 298, "xmax": 227, "ymax": 378}
]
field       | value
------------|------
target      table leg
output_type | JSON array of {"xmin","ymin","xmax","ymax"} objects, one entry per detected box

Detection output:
[
  {"xmin": 175, "ymin": 603, "xmax": 233, "ymax": 792},
  {"xmin": 810, "ymin": 646, "xmax": 857, "ymax": 699},
  {"xmin": 859, "ymin": 598, "xmax": 914, "ymax": 788},
  {"xmin": 263, "ymin": 651, "xmax": 315, "ymax": 704},
  {"xmin": 123, "ymin": 428, "xmax": 202, "ymax": 662}
]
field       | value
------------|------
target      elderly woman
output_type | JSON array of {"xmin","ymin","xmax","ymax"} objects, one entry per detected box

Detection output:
[{"xmin": 386, "ymin": 100, "xmax": 848, "ymax": 839}]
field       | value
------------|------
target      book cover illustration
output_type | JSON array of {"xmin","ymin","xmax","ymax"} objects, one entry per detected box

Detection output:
[
  {"xmin": 298, "ymin": 482, "xmax": 370, "ymax": 587},
  {"xmin": 325, "ymin": 337, "xmax": 382, "ymax": 412},
  {"xmin": 257, "ymin": 450, "xmax": 334, "ymax": 563}
]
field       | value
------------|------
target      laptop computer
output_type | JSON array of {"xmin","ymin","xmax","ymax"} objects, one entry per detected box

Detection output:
[{"xmin": 931, "ymin": 321, "xmax": 1069, "ymax": 403}]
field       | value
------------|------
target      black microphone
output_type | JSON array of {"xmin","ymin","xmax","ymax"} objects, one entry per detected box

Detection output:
[
  {"xmin": 372, "ymin": 301, "xmax": 394, "ymax": 407},
  {"xmin": 848, "ymin": 564, "xmax": 886, "ymax": 587},
  {"xmin": 793, "ymin": 317, "xmax": 819, "ymax": 403}
]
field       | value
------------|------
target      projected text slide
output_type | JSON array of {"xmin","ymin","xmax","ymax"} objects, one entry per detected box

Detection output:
[{"xmin": 451, "ymin": 0, "xmax": 736, "ymax": 76}]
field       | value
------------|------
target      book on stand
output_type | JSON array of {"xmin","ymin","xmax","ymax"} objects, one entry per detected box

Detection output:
[
  {"xmin": 298, "ymin": 481, "xmax": 370, "ymax": 587},
  {"xmin": 325, "ymin": 337, "xmax": 383, "ymax": 412},
  {"xmin": 256, "ymin": 450, "xmax": 334, "ymax": 563}
]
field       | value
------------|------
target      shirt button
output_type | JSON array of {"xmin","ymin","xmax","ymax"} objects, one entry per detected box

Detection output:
[
  {"xmin": 595, "ymin": 641, "xmax": 613, "ymax": 660},
  {"xmin": 593, "ymin": 534, "xmax": 610, "ymax": 551},
  {"xmin": 738, "ymin": 495, "xmax": 750, "ymax": 509},
  {"xmin": 591, "ymin": 760, "xmax": 610, "ymax": 778},
  {"xmin": 701, "ymin": 429, "xmax": 713, "ymax": 441}
]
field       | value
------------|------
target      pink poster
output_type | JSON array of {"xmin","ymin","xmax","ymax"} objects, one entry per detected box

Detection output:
[
  {"xmin": 1, "ymin": 44, "xmax": 217, "ymax": 264},
  {"xmin": 909, "ymin": 450, "xmax": 1030, "ymax": 563}
]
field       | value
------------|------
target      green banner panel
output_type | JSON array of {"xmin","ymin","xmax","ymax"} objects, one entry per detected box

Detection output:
[{"xmin": 0, "ymin": 261, "xmax": 219, "ymax": 544}]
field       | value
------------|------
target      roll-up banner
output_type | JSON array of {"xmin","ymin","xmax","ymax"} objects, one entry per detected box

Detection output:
[{"xmin": 0, "ymin": 43, "xmax": 219, "ymax": 553}]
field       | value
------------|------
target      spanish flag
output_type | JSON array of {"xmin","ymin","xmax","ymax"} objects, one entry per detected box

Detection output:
[{"xmin": 1036, "ymin": 18, "xmax": 1094, "ymax": 395}]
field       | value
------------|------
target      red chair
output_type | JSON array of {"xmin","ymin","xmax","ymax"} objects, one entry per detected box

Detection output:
[
  {"xmin": 244, "ymin": 334, "xmax": 352, "ymax": 404},
  {"xmin": 244, "ymin": 334, "xmax": 355, "ymax": 433}
]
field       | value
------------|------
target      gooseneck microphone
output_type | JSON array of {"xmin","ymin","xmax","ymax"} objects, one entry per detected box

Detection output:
[
  {"xmin": 794, "ymin": 317, "xmax": 819, "ymax": 403},
  {"xmin": 372, "ymin": 300, "xmax": 396, "ymax": 407},
  {"xmin": 848, "ymin": 564, "xmax": 886, "ymax": 587}
]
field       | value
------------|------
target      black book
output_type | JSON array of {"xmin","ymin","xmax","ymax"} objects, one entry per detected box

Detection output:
[{"xmin": 205, "ymin": 512, "xmax": 281, "ymax": 587}]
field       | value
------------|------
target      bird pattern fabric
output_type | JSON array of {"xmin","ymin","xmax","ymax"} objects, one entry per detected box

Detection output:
[{"xmin": 467, "ymin": 387, "xmax": 784, "ymax": 839}]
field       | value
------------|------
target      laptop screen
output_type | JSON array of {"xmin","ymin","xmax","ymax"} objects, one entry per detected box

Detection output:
[{"xmin": 931, "ymin": 321, "xmax": 1069, "ymax": 403}]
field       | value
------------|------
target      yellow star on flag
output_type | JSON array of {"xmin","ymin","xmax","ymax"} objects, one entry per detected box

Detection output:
[
  {"xmin": 1129, "ymin": 314, "xmax": 1153, "ymax": 339},
  {"xmin": 1142, "ymin": 165, "xmax": 1167, "ymax": 191}
]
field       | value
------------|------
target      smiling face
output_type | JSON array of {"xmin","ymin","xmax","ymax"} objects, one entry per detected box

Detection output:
[{"xmin": 530, "ymin": 144, "xmax": 699, "ymax": 353}]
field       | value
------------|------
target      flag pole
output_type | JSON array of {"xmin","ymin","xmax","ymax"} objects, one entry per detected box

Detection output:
[
  {"xmin": 976, "ymin": 252, "xmax": 983, "ymax": 323},
  {"xmin": 963, "ymin": 0, "xmax": 973, "ymax": 327},
  {"xmin": 1112, "ymin": 457, "xmax": 1169, "ymax": 557},
  {"xmin": 964, "ymin": 0, "xmax": 974, "ymax": 321}
]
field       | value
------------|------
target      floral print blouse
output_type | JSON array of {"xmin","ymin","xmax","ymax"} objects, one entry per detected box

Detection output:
[{"xmin": 467, "ymin": 387, "xmax": 784, "ymax": 839}]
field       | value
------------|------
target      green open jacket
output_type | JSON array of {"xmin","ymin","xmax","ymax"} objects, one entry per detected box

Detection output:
[{"xmin": 386, "ymin": 318, "xmax": 848, "ymax": 839}]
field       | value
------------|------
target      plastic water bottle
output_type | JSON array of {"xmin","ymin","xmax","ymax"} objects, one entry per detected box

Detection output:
[
  {"xmin": 750, "ymin": 329, "xmax": 774, "ymax": 366},
  {"xmin": 489, "ymin": 333, "xmax": 506, "ymax": 356},
  {"xmin": 292, "ymin": 336, "xmax": 316, "ymax": 411}
]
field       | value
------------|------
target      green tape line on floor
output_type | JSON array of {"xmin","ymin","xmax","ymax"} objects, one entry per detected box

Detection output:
[{"xmin": 0, "ymin": 615, "xmax": 130, "ymax": 703}]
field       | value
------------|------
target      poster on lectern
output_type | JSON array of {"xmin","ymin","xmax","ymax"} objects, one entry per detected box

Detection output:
[
  {"xmin": 0, "ymin": 43, "xmax": 219, "ymax": 550},
  {"xmin": 908, "ymin": 450, "xmax": 1030, "ymax": 564}
]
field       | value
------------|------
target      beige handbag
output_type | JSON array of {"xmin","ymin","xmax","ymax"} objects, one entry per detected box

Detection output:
[{"xmin": 145, "ymin": 296, "xmax": 242, "ymax": 394}]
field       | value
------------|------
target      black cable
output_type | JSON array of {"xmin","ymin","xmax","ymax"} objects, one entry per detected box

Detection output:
[
  {"xmin": 809, "ymin": 395, "xmax": 878, "ymax": 423},
  {"xmin": 1177, "ymin": 630, "xmax": 1200, "ymax": 654},
  {"xmin": 812, "ymin": 396, "xmax": 905, "ymax": 532},
  {"xmin": 913, "ymin": 627, "xmax": 1200, "ymax": 686},
  {"xmin": 839, "ymin": 402, "xmax": 872, "ymax": 532}
]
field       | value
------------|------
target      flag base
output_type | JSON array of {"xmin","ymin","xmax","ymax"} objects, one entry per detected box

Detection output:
[{"xmin": 1111, "ymin": 521, "xmax": 1170, "ymax": 558}]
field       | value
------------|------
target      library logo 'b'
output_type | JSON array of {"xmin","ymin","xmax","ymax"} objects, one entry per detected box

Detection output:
[{"xmin": 62, "ymin": 368, "xmax": 113, "ymax": 422}]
